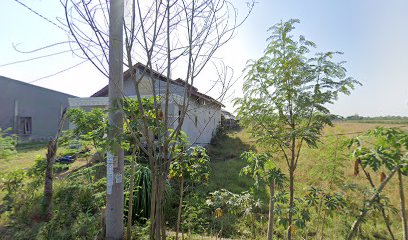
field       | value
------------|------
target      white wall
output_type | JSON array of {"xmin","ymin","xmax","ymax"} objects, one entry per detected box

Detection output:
[
  {"xmin": 69, "ymin": 70, "xmax": 222, "ymax": 145},
  {"xmin": 172, "ymin": 95, "xmax": 221, "ymax": 145}
]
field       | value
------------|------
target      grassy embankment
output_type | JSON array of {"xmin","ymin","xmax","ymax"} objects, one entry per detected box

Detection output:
[
  {"xmin": 0, "ymin": 142, "xmax": 90, "ymax": 174},
  {"xmin": 203, "ymin": 121, "xmax": 408, "ymax": 239},
  {"xmin": 0, "ymin": 142, "xmax": 90, "ymax": 202}
]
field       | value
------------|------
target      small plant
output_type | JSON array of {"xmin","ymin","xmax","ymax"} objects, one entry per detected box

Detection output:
[
  {"xmin": 311, "ymin": 135, "xmax": 348, "ymax": 189},
  {"xmin": 206, "ymin": 189, "xmax": 262, "ymax": 238},
  {"xmin": 170, "ymin": 144, "xmax": 210, "ymax": 240},
  {"xmin": 0, "ymin": 128, "xmax": 17, "ymax": 159},
  {"xmin": 348, "ymin": 127, "xmax": 408, "ymax": 240},
  {"xmin": 124, "ymin": 163, "xmax": 152, "ymax": 223},
  {"xmin": 240, "ymin": 151, "xmax": 285, "ymax": 240},
  {"xmin": 182, "ymin": 194, "xmax": 211, "ymax": 236},
  {"xmin": 304, "ymin": 186, "xmax": 347, "ymax": 239},
  {"xmin": 0, "ymin": 169, "xmax": 26, "ymax": 212}
]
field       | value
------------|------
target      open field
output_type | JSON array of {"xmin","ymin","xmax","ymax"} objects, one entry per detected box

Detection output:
[{"xmin": 203, "ymin": 121, "xmax": 408, "ymax": 239}]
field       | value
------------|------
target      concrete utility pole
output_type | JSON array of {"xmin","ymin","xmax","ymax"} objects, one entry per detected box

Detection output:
[{"xmin": 106, "ymin": 0, "xmax": 124, "ymax": 239}]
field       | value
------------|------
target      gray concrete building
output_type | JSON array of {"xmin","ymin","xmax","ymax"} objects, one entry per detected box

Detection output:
[
  {"xmin": 0, "ymin": 76, "xmax": 76, "ymax": 140},
  {"xmin": 69, "ymin": 63, "xmax": 223, "ymax": 145}
]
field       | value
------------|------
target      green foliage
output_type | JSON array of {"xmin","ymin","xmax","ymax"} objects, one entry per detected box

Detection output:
[
  {"xmin": 122, "ymin": 97, "xmax": 165, "ymax": 150},
  {"xmin": 305, "ymin": 186, "xmax": 347, "ymax": 215},
  {"xmin": 131, "ymin": 221, "xmax": 150, "ymax": 240},
  {"xmin": 125, "ymin": 163, "xmax": 152, "ymax": 223},
  {"xmin": 210, "ymin": 125, "xmax": 228, "ymax": 145},
  {"xmin": 169, "ymin": 135, "xmax": 211, "ymax": 238},
  {"xmin": 0, "ymin": 154, "xmax": 106, "ymax": 239},
  {"xmin": 310, "ymin": 135, "xmax": 348, "ymax": 188},
  {"xmin": 350, "ymin": 127, "xmax": 408, "ymax": 174},
  {"xmin": 345, "ymin": 115, "xmax": 408, "ymax": 124},
  {"xmin": 270, "ymin": 186, "xmax": 348, "ymax": 238},
  {"xmin": 206, "ymin": 189, "xmax": 261, "ymax": 217},
  {"xmin": 169, "ymin": 146, "xmax": 210, "ymax": 183},
  {"xmin": 182, "ymin": 194, "xmax": 211, "ymax": 234},
  {"xmin": 34, "ymin": 181, "xmax": 103, "ymax": 239},
  {"xmin": 240, "ymin": 151, "xmax": 285, "ymax": 188},
  {"xmin": 0, "ymin": 128, "xmax": 17, "ymax": 159},
  {"xmin": 235, "ymin": 19, "xmax": 359, "ymax": 151},
  {"xmin": 0, "ymin": 169, "xmax": 26, "ymax": 213},
  {"xmin": 235, "ymin": 19, "xmax": 359, "ymax": 238},
  {"xmin": 123, "ymin": 97, "xmax": 158, "ymax": 128},
  {"xmin": 66, "ymin": 108, "xmax": 107, "ymax": 150},
  {"xmin": 206, "ymin": 189, "xmax": 262, "ymax": 237},
  {"xmin": 348, "ymin": 127, "xmax": 408, "ymax": 239}
]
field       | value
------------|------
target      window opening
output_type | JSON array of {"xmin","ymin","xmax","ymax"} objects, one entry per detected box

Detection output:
[{"xmin": 19, "ymin": 117, "xmax": 32, "ymax": 135}]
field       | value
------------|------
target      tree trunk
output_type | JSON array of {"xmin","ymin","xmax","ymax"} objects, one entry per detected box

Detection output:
[
  {"xmin": 320, "ymin": 210, "xmax": 327, "ymax": 240},
  {"xmin": 315, "ymin": 198, "xmax": 323, "ymax": 235},
  {"xmin": 126, "ymin": 149, "xmax": 137, "ymax": 240},
  {"xmin": 43, "ymin": 139, "xmax": 57, "ymax": 221},
  {"xmin": 150, "ymin": 164, "xmax": 157, "ymax": 239},
  {"xmin": 43, "ymin": 109, "xmax": 67, "ymax": 222},
  {"xmin": 150, "ymin": 159, "xmax": 167, "ymax": 240},
  {"xmin": 267, "ymin": 180, "xmax": 275, "ymax": 240},
  {"xmin": 176, "ymin": 176, "xmax": 185, "ymax": 240},
  {"xmin": 398, "ymin": 169, "xmax": 408, "ymax": 240},
  {"xmin": 288, "ymin": 138, "xmax": 296, "ymax": 240},
  {"xmin": 161, "ymin": 206, "xmax": 166, "ymax": 240},
  {"xmin": 360, "ymin": 163, "xmax": 395, "ymax": 239},
  {"xmin": 150, "ymin": 164, "xmax": 162, "ymax": 240},
  {"xmin": 347, "ymin": 165, "xmax": 399, "ymax": 240}
]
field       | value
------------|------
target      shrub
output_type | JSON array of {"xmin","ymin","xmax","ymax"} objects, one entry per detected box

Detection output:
[
  {"xmin": 0, "ymin": 169, "xmax": 26, "ymax": 213},
  {"xmin": 0, "ymin": 128, "xmax": 17, "ymax": 159},
  {"xmin": 0, "ymin": 155, "xmax": 106, "ymax": 239},
  {"xmin": 206, "ymin": 189, "xmax": 262, "ymax": 237},
  {"xmin": 124, "ymin": 162, "xmax": 152, "ymax": 224}
]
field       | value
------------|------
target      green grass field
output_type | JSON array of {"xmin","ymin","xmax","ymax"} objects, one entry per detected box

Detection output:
[
  {"xmin": 202, "ymin": 121, "xmax": 408, "ymax": 239},
  {"xmin": 0, "ymin": 142, "xmax": 47, "ymax": 173}
]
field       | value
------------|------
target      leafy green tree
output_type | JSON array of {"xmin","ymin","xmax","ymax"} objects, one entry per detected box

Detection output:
[
  {"xmin": 66, "ymin": 108, "xmax": 107, "ymax": 151},
  {"xmin": 348, "ymin": 127, "xmax": 408, "ymax": 240},
  {"xmin": 235, "ymin": 19, "xmax": 359, "ymax": 239},
  {"xmin": 122, "ymin": 97, "xmax": 159, "ymax": 240},
  {"xmin": 170, "ymin": 144, "xmax": 210, "ymax": 240},
  {"xmin": 240, "ymin": 151, "xmax": 284, "ymax": 240}
]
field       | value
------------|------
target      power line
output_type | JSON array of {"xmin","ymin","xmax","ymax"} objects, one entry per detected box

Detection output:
[
  {"xmin": 10, "ymin": 1, "xmax": 100, "ymax": 87},
  {"xmin": 28, "ymin": 59, "xmax": 88, "ymax": 83},
  {"xmin": 0, "ymin": 49, "xmax": 77, "ymax": 68},
  {"xmin": 12, "ymin": 41, "xmax": 74, "ymax": 54},
  {"xmin": 13, "ymin": 0, "xmax": 68, "ymax": 33}
]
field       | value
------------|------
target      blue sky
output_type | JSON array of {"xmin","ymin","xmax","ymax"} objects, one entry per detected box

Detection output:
[{"xmin": 1, "ymin": 0, "xmax": 408, "ymax": 116}]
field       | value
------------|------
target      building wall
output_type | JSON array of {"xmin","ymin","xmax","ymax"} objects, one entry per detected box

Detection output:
[
  {"xmin": 180, "ymin": 99, "xmax": 221, "ymax": 145},
  {"xmin": 130, "ymin": 73, "xmax": 221, "ymax": 145},
  {"xmin": 70, "ymin": 72, "xmax": 222, "ymax": 145},
  {"xmin": 0, "ymin": 76, "xmax": 75, "ymax": 140},
  {"xmin": 170, "ymin": 95, "xmax": 221, "ymax": 145}
]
